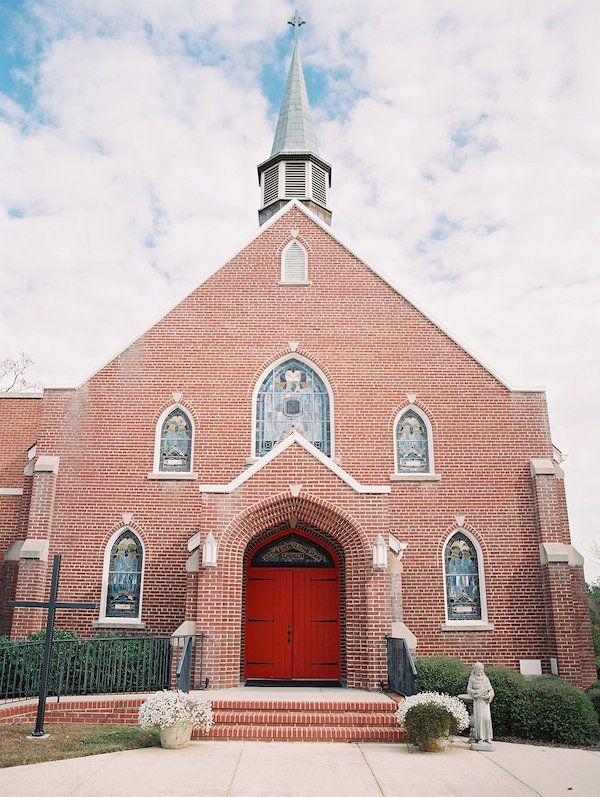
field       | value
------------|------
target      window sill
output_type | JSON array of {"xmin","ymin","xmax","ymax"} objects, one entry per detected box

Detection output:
[
  {"xmin": 277, "ymin": 281, "xmax": 312, "ymax": 287},
  {"xmin": 440, "ymin": 622, "xmax": 494, "ymax": 632},
  {"xmin": 93, "ymin": 621, "xmax": 147, "ymax": 629},
  {"xmin": 389, "ymin": 473, "xmax": 441, "ymax": 482},
  {"xmin": 147, "ymin": 472, "xmax": 197, "ymax": 480}
]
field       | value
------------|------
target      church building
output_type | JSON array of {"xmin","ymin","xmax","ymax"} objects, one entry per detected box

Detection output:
[{"xmin": 0, "ymin": 16, "xmax": 596, "ymax": 691}]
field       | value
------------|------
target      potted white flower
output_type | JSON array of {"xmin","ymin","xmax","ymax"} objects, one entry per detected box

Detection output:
[
  {"xmin": 395, "ymin": 692, "xmax": 470, "ymax": 752},
  {"xmin": 138, "ymin": 689, "xmax": 213, "ymax": 749}
]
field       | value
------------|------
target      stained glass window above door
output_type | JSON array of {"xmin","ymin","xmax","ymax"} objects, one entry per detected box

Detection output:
[
  {"xmin": 106, "ymin": 531, "xmax": 143, "ymax": 619},
  {"xmin": 255, "ymin": 358, "xmax": 331, "ymax": 457},
  {"xmin": 159, "ymin": 408, "xmax": 192, "ymax": 472},
  {"xmin": 395, "ymin": 409, "xmax": 430, "ymax": 473},
  {"xmin": 444, "ymin": 532, "xmax": 482, "ymax": 621},
  {"xmin": 251, "ymin": 533, "xmax": 334, "ymax": 568}
]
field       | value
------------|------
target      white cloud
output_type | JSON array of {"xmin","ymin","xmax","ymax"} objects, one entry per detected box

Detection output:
[{"xmin": 1, "ymin": 0, "xmax": 599, "ymax": 578}]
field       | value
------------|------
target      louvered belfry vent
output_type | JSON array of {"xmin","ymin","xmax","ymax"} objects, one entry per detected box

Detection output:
[
  {"xmin": 263, "ymin": 165, "xmax": 279, "ymax": 205},
  {"xmin": 285, "ymin": 162, "xmax": 306, "ymax": 197},
  {"xmin": 311, "ymin": 165, "xmax": 327, "ymax": 206},
  {"xmin": 282, "ymin": 241, "xmax": 308, "ymax": 283}
]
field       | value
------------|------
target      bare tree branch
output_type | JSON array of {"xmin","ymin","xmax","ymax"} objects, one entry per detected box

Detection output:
[{"xmin": 0, "ymin": 353, "xmax": 41, "ymax": 392}]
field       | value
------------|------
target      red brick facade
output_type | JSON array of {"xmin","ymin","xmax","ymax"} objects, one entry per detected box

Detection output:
[{"xmin": 1, "ymin": 202, "xmax": 596, "ymax": 688}]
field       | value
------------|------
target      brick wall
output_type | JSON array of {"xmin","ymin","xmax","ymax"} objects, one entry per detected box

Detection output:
[
  {"xmin": 0, "ymin": 396, "xmax": 41, "ymax": 635},
  {"xmin": 7, "ymin": 204, "xmax": 595, "ymax": 687}
]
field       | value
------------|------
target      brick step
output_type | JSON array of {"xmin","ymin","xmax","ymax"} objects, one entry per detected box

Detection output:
[
  {"xmin": 204, "ymin": 724, "xmax": 405, "ymax": 742},
  {"xmin": 213, "ymin": 710, "xmax": 398, "ymax": 727},
  {"xmin": 210, "ymin": 700, "xmax": 397, "ymax": 713}
]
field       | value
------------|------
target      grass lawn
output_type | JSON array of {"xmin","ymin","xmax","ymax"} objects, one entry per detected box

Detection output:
[{"xmin": 0, "ymin": 723, "xmax": 160, "ymax": 768}]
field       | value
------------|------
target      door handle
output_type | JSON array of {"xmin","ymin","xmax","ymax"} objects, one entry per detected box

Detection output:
[{"xmin": 287, "ymin": 625, "xmax": 292, "ymax": 643}]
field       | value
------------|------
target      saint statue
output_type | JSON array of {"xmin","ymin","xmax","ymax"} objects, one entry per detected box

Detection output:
[{"xmin": 467, "ymin": 662, "xmax": 494, "ymax": 746}]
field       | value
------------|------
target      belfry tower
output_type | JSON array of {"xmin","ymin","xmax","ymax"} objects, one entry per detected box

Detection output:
[{"xmin": 257, "ymin": 11, "xmax": 332, "ymax": 226}]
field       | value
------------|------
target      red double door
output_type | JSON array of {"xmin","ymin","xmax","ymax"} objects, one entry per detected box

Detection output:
[{"xmin": 244, "ymin": 534, "xmax": 340, "ymax": 681}]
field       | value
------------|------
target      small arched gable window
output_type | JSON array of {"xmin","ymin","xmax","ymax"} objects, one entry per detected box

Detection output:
[
  {"xmin": 394, "ymin": 407, "xmax": 433, "ymax": 473},
  {"xmin": 103, "ymin": 529, "xmax": 144, "ymax": 621},
  {"xmin": 281, "ymin": 241, "xmax": 308, "ymax": 283},
  {"xmin": 255, "ymin": 357, "xmax": 331, "ymax": 457},
  {"xmin": 444, "ymin": 531, "xmax": 484, "ymax": 622},
  {"xmin": 156, "ymin": 406, "xmax": 193, "ymax": 473}
]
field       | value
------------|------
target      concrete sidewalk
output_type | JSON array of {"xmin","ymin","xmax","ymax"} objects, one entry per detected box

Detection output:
[{"xmin": 1, "ymin": 738, "xmax": 599, "ymax": 796}]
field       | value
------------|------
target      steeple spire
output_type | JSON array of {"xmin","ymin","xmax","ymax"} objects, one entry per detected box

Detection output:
[
  {"xmin": 257, "ymin": 11, "xmax": 332, "ymax": 226},
  {"xmin": 270, "ymin": 11, "xmax": 318, "ymax": 157}
]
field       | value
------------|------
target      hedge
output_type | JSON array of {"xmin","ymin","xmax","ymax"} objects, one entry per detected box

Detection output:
[
  {"xmin": 587, "ymin": 682, "xmax": 600, "ymax": 722},
  {"xmin": 415, "ymin": 655, "xmax": 600, "ymax": 745},
  {"xmin": 512, "ymin": 676, "xmax": 599, "ymax": 745}
]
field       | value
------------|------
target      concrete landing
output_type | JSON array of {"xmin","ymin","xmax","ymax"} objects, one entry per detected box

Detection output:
[{"xmin": 195, "ymin": 686, "xmax": 396, "ymax": 703}]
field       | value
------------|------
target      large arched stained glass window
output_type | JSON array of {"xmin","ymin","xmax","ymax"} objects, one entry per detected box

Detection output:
[
  {"xmin": 444, "ymin": 532, "xmax": 482, "ymax": 621},
  {"xmin": 159, "ymin": 408, "xmax": 192, "ymax": 472},
  {"xmin": 255, "ymin": 358, "xmax": 331, "ymax": 457},
  {"xmin": 395, "ymin": 409, "xmax": 430, "ymax": 473},
  {"xmin": 105, "ymin": 530, "xmax": 143, "ymax": 619}
]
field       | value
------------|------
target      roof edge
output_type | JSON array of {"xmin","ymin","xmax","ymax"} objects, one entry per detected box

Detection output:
[{"xmin": 46, "ymin": 199, "xmax": 544, "ymax": 394}]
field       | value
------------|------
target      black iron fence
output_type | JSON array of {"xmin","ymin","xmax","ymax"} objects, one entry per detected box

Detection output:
[
  {"xmin": 0, "ymin": 634, "xmax": 206, "ymax": 701},
  {"xmin": 386, "ymin": 636, "xmax": 417, "ymax": 696}
]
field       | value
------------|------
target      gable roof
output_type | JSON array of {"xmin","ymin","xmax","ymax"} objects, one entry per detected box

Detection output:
[
  {"xmin": 197, "ymin": 431, "xmax": 390, "ymax": 494},
  {"xmin": 50, "ymin": 199, "xmax": 543, "ymax": 393}
]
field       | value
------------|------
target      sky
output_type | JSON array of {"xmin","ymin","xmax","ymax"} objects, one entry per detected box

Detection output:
[{"xmin": 1, "ymin": 0, "xmax": 599, "ymax": 579}]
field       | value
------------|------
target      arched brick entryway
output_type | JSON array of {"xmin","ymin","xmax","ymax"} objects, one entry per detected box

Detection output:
[{"xmin": 196, "ymin": 492, "xmax": 389, "ymax": 690}]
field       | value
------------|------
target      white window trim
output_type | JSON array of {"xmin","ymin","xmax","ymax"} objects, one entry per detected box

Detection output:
[
  {"xmin": 250, "ymin": 353, "xmax": 335, "ymax": 460},
  {"xmin": 393, "ymin": 404, "xmax": 435, "ymax": 475},
  {"xmin": 151, "ymin": 403, "xmax": 195, "ymax": 476},
  {"xmin": 441, "ymin": 528, "xmax": 489, "ymax": 629},
  {"xmin": 99, "ymin": 526, "xmax": 145, "ymax": 625},
  {"xmin": 280, "ymin": 239, "xmax": 309, "ymax": 285}
]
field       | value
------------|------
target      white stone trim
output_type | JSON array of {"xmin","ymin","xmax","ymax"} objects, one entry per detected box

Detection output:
[
  {"xmin": 393, "ymin": 405, "xmax": 436, "ymax": 476},
  {"xmin": 441, "ymin": 622, "xmax": 494, "ymax": 632},
  {"xmin": 54, "ymin": 201, "xmax": 543, "ymax": 393},
  {"xmin": 250, "ymin": 353, "xmax": 336, "ymax": 460},
  {"xmin": 530, "ymin": 458, "xmax": 556, "ymax": 476},
  {"xmin": 199, "ymin": 431, "xmax": 390, "ymax": 495},
  {"xmin": 4, "ymin": 541, "xmax": 24, "ymax": 561},
  {"xmin": 0, "ymin": 392, "xmax": 43, "ymax": 399},
  {"xmin": 280, "ymin": 239, "xmax": 309, "ymax": 284},
  {"xmin": 147, "ymin": 472, "xmax": 197, "ymax": 480},
  {"xmin": 441, "ymin": 527, "xmax": 489, "ymax": 628},
  {"xmin": 98, "ymin": 527, "xmax": 145, "ymax": 625},
  {"xmin": 34, "ymin": 455, "xmax": 60, "ymax": 474},
  {"xmin": 0, "ymin": 487, "xmax": 24, "ymax": 496},
  {"xmin": 20, "ymin": 539, "xmax": 49, "ymax": 561},
  {"xmin": 389, "ymin": 474, "xmax": 441, "ymax": 482},
  {"xmin": 152, "ymin": 403, "xmax": 195, "ymax": 476}
]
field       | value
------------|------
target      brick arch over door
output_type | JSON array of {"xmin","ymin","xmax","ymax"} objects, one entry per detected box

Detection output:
[{"xmin": 197, "ymin": 493, "xmax": 384, "ymax": 689}]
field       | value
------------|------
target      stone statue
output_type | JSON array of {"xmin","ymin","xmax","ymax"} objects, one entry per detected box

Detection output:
[{"xmin": 467, "ymin": 662, "xmax": 495, "ymax": 750}]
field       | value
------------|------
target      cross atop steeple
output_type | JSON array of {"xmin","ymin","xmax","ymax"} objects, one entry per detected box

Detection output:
[{"xmin": 288, "ymin": 10, "xmax": 306, "ymax": 40}]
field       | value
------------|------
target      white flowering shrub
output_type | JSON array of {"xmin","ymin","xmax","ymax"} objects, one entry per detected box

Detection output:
[
  {"xmin": 139, "ymin": 690, "xmax": 213, "ymax": 732},
  {"xmin": 395, "ymin": 691, "xmax": 470, "ymax": 731}
]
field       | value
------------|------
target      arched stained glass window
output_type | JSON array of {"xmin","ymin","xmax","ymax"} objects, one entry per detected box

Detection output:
[
  {"xmin": 255, "ymin": 358, "xmax": 331, "ymax": 457},
  {"xmin": 395, "ymin": 409, "xmax": 430, "ymax": 473},
  {"xmin": 159, "ymin": 408, "xmax": 192, "ymax": 472},
  {"xmin": 444, "ymin": 532, "xmax": 482, "ymax": 621},
  {"xmin": 105, "ymin": 530, "xmax": 143, "ymax": 619}
]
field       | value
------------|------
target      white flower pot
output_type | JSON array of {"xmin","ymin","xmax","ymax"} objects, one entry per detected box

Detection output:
[
  {"xmin": 160, "ymin": 722, "xmax": 194, "ymax": 749},
  {"xmin": 418, "ymin": 734, "xmax": 450, "ymax": 752}
]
